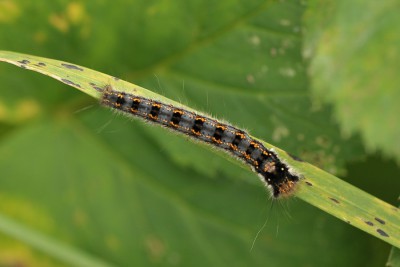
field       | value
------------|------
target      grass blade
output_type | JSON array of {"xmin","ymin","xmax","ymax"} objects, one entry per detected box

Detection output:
[
  {"xmin": 1, "ymin": 50, "xmax": 399, "ymax": 249},
  {"xmin": 0, "ymin": 213, "xmax": 114, "ymax": 267}
]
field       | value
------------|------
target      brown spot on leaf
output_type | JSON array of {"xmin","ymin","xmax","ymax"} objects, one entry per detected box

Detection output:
[
  {"xmin": 329, "ymin": 197, "xmax": 340, "ymax": 204},
  {"xmin": 61, "ymin": 78, "xmax": 81, "ymax": 88},
  {"xmin": 89, "ymin": 82, "xmax": 103, "ymax": 92},
  {"xmin": 377, "ymin": 229, "xmax": 389, "ymax": 237},
  {"xmin": 61, "ymin": 63, "xmax": 84, "ymax": 71},
  {"xmin": 18, "ymin": 59, "xmax": 30, "ymax": 64},
  {"xmin": 365, "ymin": 221, "xmax": 374, "ymax": 226}
]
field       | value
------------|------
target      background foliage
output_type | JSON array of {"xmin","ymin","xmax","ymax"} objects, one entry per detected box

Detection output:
[
  {"xmin": 0, "ymin": 1, "xmax": 399, "ymax": 266},
  {"xmin": 304, "ymin": 0, "xmax": 400, "ymax": 162}
]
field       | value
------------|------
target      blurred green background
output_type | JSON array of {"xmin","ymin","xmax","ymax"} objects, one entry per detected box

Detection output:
[{"xmin": 0, "ymin": 0, "xmax": 399, "ymax": 266}]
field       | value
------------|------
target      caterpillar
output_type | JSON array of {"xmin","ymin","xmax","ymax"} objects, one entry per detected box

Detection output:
[{"xmin": 101, "ymin": 85, "xmax": 300, "ymax": 198}]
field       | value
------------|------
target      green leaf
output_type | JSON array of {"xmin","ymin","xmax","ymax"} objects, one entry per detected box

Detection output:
[
  {"xmin": 1, "ymin": 49, "xmax": 400, "ymax": 265},
  {"xmin": 387, "ymin": 199, "xmax": 400, "ymax": 267},
  {"xmin": 388, "ymin": 247, "xmax": 400, "ymax": 267},
  {"xmin": 0, "ymin": 1, "xmax": 398, "ymax": 266},
  {"xmin": 303, "ymin": 0, "xmax": 400, "ymax": 161},
  {"xmin": 0, "ymin": 213, "xmax": 113, "ymax": 267}
]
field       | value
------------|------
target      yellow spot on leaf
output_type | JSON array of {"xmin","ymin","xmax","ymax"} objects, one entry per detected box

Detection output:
[
  {"xmin": 0, "ymin": 101, "xmax": 8, "ymax": 120},
  {"xmin": 0, "ymin": 193, "xmax": 55, "ymax": 231},
  {"xmin": 34, "ymin": 30, "xmax": 48, "ymax": 44},
  {"xmin": 48, "ymin": 2, "xmax": 90, "ymax": 37},
  {"xmin": 145, "ymin": 235, "xmax": 166, "ymax": 262},
  {"xmin": 246, "ymin": 74, "xmax": 255, "ymax": 84},
  {"xmin": 279, "ymin": 19, "xmax": 291, "ymax": 26},
  {"xmin": 67, "ymin": 2, "xmax": 86, "ymax": 25},
  {"xmin": 15, "ymin": 99, "xmax": 41, "ymax": 121},
  {"xmin": 272, "ymin": 125, "xmax": 289, "ymax": 142},
  {"xmin": 73, "ymin": 208, "xmax": 88, "ymax": 227},
  {"xmin": 0, "ymin": 99, "xmax": 41, "ymax": 123},
  {"xmin": 105, "ymin": 234, "xmax": 120, "ymax": 251},
  {"xmin": 279, "ymin": 67, "xmax": 296, "ymax": 78},
  {"xmin": 0, "ymin": 0, "xmax": 21, "ymax": 23},
  {"xmin": 49, "ymin": 13, "xmax": 69, "ymax": 33},
  {"xmin": 249, "ymin": 35, "xmax": 261, "ymax": 46},
  {"xmin": 0, "ymin": 236, "xmax": 64, "ymax": 267}
]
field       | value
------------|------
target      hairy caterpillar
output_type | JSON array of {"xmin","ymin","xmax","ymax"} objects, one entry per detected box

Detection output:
[{"xmin": 101, "ymin": 85, "xmax": 300, "ymax": 198}]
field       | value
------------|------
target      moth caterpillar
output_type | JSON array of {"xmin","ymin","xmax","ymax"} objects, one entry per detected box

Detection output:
[{"xmin": 101, "ymin": 86, "xmax": 300, "ymax": 198}]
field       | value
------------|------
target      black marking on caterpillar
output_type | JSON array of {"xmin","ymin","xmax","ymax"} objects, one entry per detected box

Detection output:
[{"xmin": 101, "ymin": 86, "xmax": 301, "ymax": 198}]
